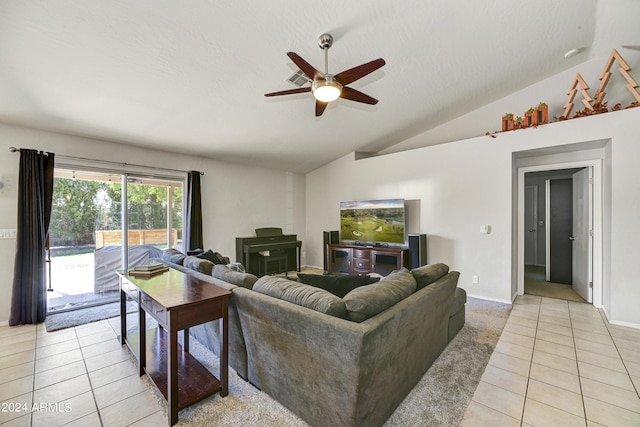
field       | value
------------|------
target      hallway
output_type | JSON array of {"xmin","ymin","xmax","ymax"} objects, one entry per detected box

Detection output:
[{"xmin": 524, "ymin": 265, "xmax": 586, "ymax": 303}]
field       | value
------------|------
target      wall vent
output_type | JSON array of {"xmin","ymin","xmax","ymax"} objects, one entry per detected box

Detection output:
[{"xmin": 286, "ymin": 69, "xmax": 311, "ymax": 87}]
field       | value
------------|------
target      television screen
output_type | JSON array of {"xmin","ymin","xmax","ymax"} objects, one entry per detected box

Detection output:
[{"xmin": 340, "ymin": 199, "xmax": 405, "ymax": 245}]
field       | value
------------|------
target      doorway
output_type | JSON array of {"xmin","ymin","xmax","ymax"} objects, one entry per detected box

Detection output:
[{"xmin": 517, "ymin": 160, "xmax": 602, "ymax": 307}]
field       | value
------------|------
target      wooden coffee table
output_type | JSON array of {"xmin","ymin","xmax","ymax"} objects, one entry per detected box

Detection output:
[{"xmin": 118, "ymin": 268, "xmax": 232, "ymax": 426}]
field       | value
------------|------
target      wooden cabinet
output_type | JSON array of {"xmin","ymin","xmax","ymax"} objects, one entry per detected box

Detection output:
[{"xmin": 326, "ymin": 244, "xmax": 409, "ymax": 276}]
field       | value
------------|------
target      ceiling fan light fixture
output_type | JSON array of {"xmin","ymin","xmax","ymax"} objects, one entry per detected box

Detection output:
[
  {"xmin": 312, "ymin": 77, "xmax": 342, "ymax": 102},
  {"xmin": 265, "ymin": 33, "xmax": 385, "ymax": 116}
]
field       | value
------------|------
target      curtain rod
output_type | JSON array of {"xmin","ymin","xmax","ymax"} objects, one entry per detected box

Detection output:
[{"xmin": 8, "ymin": 146, "xmax": 204, "ymax": 175}]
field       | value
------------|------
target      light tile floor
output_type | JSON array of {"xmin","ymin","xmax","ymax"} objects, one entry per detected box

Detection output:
[
  {"xmin": 0, "ymin": 317, "xmax": 166, "ymax": 426},
  {"xmin": 461, "ymin": 294, "xmax": 640, "ymax": 426},
  {"xmin": 2, "ymin": 295, "xmax": 639, "ymax": 426}
]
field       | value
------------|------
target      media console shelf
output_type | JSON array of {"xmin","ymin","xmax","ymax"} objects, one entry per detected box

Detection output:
[{"xmin": 326, "ymin": 244, "xmax": 409, "ymax": 276}]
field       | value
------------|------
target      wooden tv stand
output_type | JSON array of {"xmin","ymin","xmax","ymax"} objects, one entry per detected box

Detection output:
[{"xmin": 326, "ymin": 244, "xmax": 409, "ymax": 276}]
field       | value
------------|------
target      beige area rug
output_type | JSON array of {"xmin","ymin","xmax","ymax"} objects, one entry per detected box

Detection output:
[
  {"xmin": 145, "ymin": 297, "xmax": 511, "ymax": 427},
  {"xmin": 524, "ymin": 265, "xmax": 586, "ymax": 303}
]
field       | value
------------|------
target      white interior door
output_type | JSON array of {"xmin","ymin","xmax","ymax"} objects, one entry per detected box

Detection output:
[{"xmin": 572, "ymin": 167, "xmax": 592, "ymax": 302}]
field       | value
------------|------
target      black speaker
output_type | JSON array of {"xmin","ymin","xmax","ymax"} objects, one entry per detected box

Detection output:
[
  {"xmin": 408, "ymin": 234, "xmax": 427, "ymax": 269},
  {"xmin": 323, "ymin": 230, "xmax": 339, "ymax": 271}
]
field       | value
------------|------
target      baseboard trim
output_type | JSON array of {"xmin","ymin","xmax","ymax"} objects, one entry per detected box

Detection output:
[
  {"xmin": 465, "ymin": 293, "xmax": 513, "ymax": 306},
  {"xmin": 607, "ymin": 318, "xmax": 640, "ymax": 330}
]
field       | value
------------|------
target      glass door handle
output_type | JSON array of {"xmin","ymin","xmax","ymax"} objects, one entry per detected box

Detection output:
[{"xmin": 569, "ymin": 236, "xmax": 576, "ymax": 241}]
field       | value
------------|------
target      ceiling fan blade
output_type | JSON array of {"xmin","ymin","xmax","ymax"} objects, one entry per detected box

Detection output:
[
  {"xmin": 340, "ymin": 87, "xmax": 378, "ymax": 105},
  {"xmin": 315, "ymin": 100, "xmax": 328, "ymax": 117},
  {"xmin": 264, "ymin": 87, "xmax": 311, "ymax": 97},
  {"xmin": 287, "ymin": 52, "xmax": 323, "ymax": 80},
  {"xmin": 334, "ymin": 58, "xmax": 385, "ymax": 85}
]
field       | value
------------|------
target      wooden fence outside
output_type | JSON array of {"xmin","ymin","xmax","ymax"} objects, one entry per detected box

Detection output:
[{"xmin": 95, "ymin": 229, "xmax": 178, "ymax": 248}]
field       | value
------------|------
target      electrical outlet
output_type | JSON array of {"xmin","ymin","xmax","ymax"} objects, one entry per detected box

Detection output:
[{"xmin": 472, "ymin": 275, "xmax": 479, "ymax": 284}]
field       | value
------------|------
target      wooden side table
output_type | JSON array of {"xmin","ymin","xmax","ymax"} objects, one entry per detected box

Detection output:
[{"xmin": 118, "ymin": 268, "xmax": 232, "ymax": 426}]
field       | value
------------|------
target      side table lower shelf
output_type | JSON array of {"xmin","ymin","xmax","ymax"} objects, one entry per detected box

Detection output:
[{"xmin": 127, "ymin": 327, "xmax": 221, "ymax": 411}]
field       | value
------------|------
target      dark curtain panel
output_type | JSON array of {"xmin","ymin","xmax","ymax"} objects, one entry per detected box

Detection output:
[
  {"xmin": 184, "ymin": 171, "xmax": 203, "ymax": 252},
  {"xmin": 9, "ymin": 149, "xmax": 55, "ymax": 325}
]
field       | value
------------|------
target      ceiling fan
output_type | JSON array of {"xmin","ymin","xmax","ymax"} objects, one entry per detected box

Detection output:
[{"xmin": 265, "ymin": 33, "xmax": 386, "ymax": 117}]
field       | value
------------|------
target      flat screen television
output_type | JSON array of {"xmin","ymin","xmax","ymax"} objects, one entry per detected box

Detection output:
[{"xmin": 340, "ymin": 199, "xmax": 406, "ymax": 245}]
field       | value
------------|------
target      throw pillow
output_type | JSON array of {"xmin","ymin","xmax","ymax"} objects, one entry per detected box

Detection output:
[
  {"xmin": 297, "ymin": 273, "xmax": 380, "ymax": 298},
  {"xmin": 183, "ymin": 255, "xmax": 214, "ymax": 275},
  {"xmin": 253, "ymin": 276, "xmax": 347, "ymax": 319},
  {"xmin": 212, "ymin": 264, "xmax": 258, "ymax": 289},
  {"xmin": 411, "ymin": 263, "xmax": 449, "ymax": 290},
  {"xmin": 343, "ymin": 268, "xmax": 417, "ymax": 322},
  {"xmin": 162, "ymin": 248, "xmax": 186, "ymax": 265},
  {"xmin": 196, "ymin": 249, "xmax": 227, "ymax": 264}
]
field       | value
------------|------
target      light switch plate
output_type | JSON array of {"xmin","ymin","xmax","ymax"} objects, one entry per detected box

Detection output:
[{"xmin": 0, "ymin": 229, "xmax": 17, "ymax": 239}]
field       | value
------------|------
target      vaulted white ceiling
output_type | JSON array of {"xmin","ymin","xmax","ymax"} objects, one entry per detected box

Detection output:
[{"xmin": 0, "ymin": 1, "xmax": 637, "ymax": 173}]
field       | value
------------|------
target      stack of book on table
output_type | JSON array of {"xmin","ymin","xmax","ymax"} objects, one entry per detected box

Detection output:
[{"xmin": 128, "ymin": 262, "xmax": 169, "ymax": 278}]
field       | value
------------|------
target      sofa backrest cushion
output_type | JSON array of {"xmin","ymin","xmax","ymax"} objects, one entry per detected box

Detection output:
[
  {"xmin": 183, "ymin": 255, "xmax": 214, "ymax": 275},
  {"xmin": 253, "ymin": 276, "xmax": 347, "ymax": 319},
  {"xmin": 411, "ymin": 263, "xmax": 450, "ymax": 290},
  {"xmin": 343, "ymin": 268, "xmax": 417, "ymax": 322},
  {"xmin": 162, "ymin": 248, "xmax": 186, "ymax": 265},
  {"xmin": 297, "ymin": 273, "xmax": 380, "ymax": 298},
  {"xmin": 212, "ymin": 264, "xmax": 258, "ymax": 289}
]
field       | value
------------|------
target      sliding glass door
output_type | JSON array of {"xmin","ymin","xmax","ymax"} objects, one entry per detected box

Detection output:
[{"xmin": 47, "ymin": 169, "xmax": 184, "ymax": 314}]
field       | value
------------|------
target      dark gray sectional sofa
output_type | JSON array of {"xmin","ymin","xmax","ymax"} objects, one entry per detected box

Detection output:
[{"xmin": 160, "ymin": 250, "xmax": 465, "ymax": 427}]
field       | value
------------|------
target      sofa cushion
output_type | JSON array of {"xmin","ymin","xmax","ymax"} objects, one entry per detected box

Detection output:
[
  {"xmin": 343, "ymin": 268, "xmax": 417, "ymax": 322},
  {"xmin": 183, "ymin": 255, "xmax": 214, "ymax": 275},
  {"xmin": 162, "ymin": 248, "xmax": 186, "ymax": 265},
  {"xmin": 212, "ymin": 264, "xmax": 258, "ymax": 289},
  {"xmin": 411, "ymin": 263, "xmax": 450, "ymax": 290},
  {"xmin": 297, "ymin": 273, "xmax": 380, "ymax": 298},
  {"xmin": 253, "ymin": 276, "xmax": 347, "ymax": 319}
]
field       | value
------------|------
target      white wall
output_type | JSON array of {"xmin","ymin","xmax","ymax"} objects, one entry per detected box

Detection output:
[
  {"xmin": 306, "ymin": 107, "xmax": 640, "ymax": 327},
  {"xmin": 0, "ymin": 123, "xmax": 305, "ymax": 324}
]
